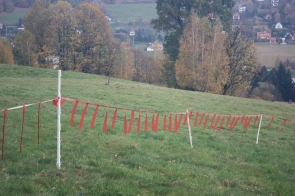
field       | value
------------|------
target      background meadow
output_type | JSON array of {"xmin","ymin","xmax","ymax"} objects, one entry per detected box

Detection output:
[{"xmin": 0, "ymin": 64, "xmax": 295, "ymax": 195}]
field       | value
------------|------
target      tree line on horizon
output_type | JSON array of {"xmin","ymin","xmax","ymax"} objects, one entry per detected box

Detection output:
[{"xmin": 0, "ymin": 0, "xmax": 164, "ymax": 85}]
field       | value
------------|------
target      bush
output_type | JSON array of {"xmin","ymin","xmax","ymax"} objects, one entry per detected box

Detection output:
[
  {"xmin": 254, "ymin": 38, "xmax": 269, "ymax": 42},
  {"xmin": 250, "ymin": 82, "xmax": 276, "ymax": 101}
]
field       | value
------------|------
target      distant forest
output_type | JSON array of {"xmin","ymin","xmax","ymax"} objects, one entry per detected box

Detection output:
[{"xmin": 0, "ymin": 0, "xmax": 156, "ymax": 13}]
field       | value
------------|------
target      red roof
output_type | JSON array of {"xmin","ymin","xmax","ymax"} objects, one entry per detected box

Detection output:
[
  {"xmin": 257, "ymin": 31, "xmax": 271, "ymax": 39},
  {"xmin": 269, "ymin": 37, "xmax": 276, "ymax": 43}
]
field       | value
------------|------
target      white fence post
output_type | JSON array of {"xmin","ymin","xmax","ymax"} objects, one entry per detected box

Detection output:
[
  {"xmin": 256, "ymin": 115, "xmax": 263, "ymax": 145},
  {"xmin": 57, "ymin": 70, "xmax": 61, "ymax": 169},
  {"xmin": 187, "ymin": 110, "xmax": 193, "ymax": 148}
]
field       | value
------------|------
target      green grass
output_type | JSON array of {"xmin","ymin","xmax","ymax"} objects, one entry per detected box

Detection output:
[
  {"xmin": 105, "ymin": 3, "xmax": 157, "ymax": 24},
  {"xmin": 256, "ymin": 44, "xmax": 295, "ymax": 67},
  {"xmin": 0, "ymin": 9, "xmax": 29, "ymax": 24},
  {"xmin": 0, "ymin": 64, "xmax": 295, "ymax": 195}
]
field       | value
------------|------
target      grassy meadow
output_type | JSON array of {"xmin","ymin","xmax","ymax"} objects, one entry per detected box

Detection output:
[
  {"xmin": 255, "ymin": 44, "xmax": 295, "ymax": 68},
  {"xmin": 0, "ymin": 8, "xmax": 29, "ymax": 24},
  {"xmin": 105, "ymin": 3, "xmax": 157, "ymax": 24},
  {"xmin": 0, "ymin": 64, "xmax": 295, "ymax": 195}
]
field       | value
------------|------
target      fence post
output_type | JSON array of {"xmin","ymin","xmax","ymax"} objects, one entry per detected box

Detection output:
[
  {"xmin": 256, "ymin": 115, "xmax": 263, "ymax": 144},
  {"xmin": 187, "ymin": 110, "xmax": 193, "ymax": 148},
  {"xmin": 57, "ymin": 70, "xmax": 61, "ymax": 169}
]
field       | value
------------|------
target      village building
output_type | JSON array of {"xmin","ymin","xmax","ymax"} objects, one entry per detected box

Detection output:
[
  {"xmin": 275, "ymin": 22, "xmax": 283, "ymax": 29},
  {"xmin": 147, "ymin": 41, "xmax": 163, "ymax": 52},
  {"xmin": 271, "ymin": 0, "xmax": 279, "ymax": 6},
  {"xmin": 264, "ymin": 14, "xmax": 272, "ymax": 20},
  {"xmin": 239, "ymin": 4, "xmax": 246, "ymax": 13},
  {"xmin": 257, "ymin": 31, "xmax": 271, "ymax": 39},
  {"xmin": 256, "ymin": 31, "xmax": 277, "ymax": 43},
  {"xmin": 233, "ymin": 12, "xmax": 240, "ymax": 20}
]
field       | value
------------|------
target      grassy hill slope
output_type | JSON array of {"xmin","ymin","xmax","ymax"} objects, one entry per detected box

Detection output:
[
  {"xmin": 0, "ymin": 64, "xmax": 295, "ymax": 195},
  {"xmin": 0, "ymin": 8, "xmax": 29, "ymax": 24},
  {"xmin": 105, "ymin": 3, "xmax": 157, "ymax": 23}
]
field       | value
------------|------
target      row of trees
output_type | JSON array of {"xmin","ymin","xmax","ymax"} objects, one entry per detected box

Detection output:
[
  {"xmin": 0, "ymin": 0, "xmax": 35, "ymax": 13},
  {"xmin": 274, "ymin": 0, "xmax": 295, "ymax": 28},
  {"xmin": 9, "ymin": 0, "xmax": 164, "ymax": 85},
  {"xmin": 0, "ymin": 0, "xmax": 86, "ymax": 13},
  {"xmin": 2, "ymin": 0, "xmax": 294, "ymax": 101},
  {"xmin": 15, "ymin": 0, "xmax": 256, "ymax": 97},
  {"xmin": 250, "ymin": 62, "xmax": 295, "ymax": 102}
]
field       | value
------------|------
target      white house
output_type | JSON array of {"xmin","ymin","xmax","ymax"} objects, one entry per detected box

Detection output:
[
  {"xmin": 239, "ymin": 5, "xmax": 246, "ymax": 13},
  {"xmin": 233, "ymin": 12, "xmax": 240, "ymax": 20},
  {"xmin": 147, "ymin": 47, "xmax": 154, "ymax": 52},
  {"xmin": 147, "ymin": 42, "xmax": 163, "ymax": 52},
  {"xmin": 275, "ymin": 22, "xmax": 283, "ymax": 29},
  {"xmin": 271, "ymin": 0, "xmax": 279, "ymax": 6},
  {"xmin": 46, "ymin": 55, "xmax": 60, "ymax": 66},
  {"xmin": 105, "ymin": 16, "xmax": 111, "ymax": 22}
]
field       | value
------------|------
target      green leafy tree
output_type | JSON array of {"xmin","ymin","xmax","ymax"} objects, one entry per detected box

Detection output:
[
  {"xmin": 245, "ymin": 0, "xmax": 254, "ymax": 18},
  {"xmin": 13, "ymin": 31, "xmax": 37, "ymax": 66},
  {"xmin": 14, "ymin": 0, "xmax": 29, "ymax": 7},
  {"xmin": 276, "ymin": 63, "xmax": 295, "ymax": 101},
  {"xmin": 250, "ymin": 82, "xmax": 276, "ymax": 101},
  {"xmin": 3, "ymin": 0, "xmax": 14, "ymax": 12},
  {"xmin": 223, "ymin": 26, "xmax": 258, "ymax": 96},
  {"xmin": 46, "ymin": 1, "xmax": 77, "ymax": 70},
  {"xmin": 152, "ymin": 0, "xmax": 196, "ymax": 87},
  {"xmin": 74, "ymin": 2, "xmax": 113, "ymax": 75},
  {"xmin": 250, "ymin": 65, "xmax": 268, "ymax": 92},
  {"xmin": 23, "ymin": 0, "xmax": 51, "ymax": 65},
  {"xmin": 0, "ymin": 0, "xmax": 4, "ymax": 13}
]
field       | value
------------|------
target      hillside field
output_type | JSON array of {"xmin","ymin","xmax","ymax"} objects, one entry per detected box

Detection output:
[
  {"xmin": 255, "ymin": 44, "xmax": 295, "ymax": 67},
  {"xmin": 0, "ymin": 64, "xmax": 295, "ymax": 195},
  {"xmin": 0, "ymin": 8, "xmax": 29, "ymax": 24},
  {"xmin": 105, "ymin": 3, "xmax": 157, "ymax": 24}
]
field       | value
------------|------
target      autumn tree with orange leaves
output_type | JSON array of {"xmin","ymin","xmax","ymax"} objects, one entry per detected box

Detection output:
[{"xmin": 175, "ymin": 16, "xmax": 228, "ymax": 94}]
